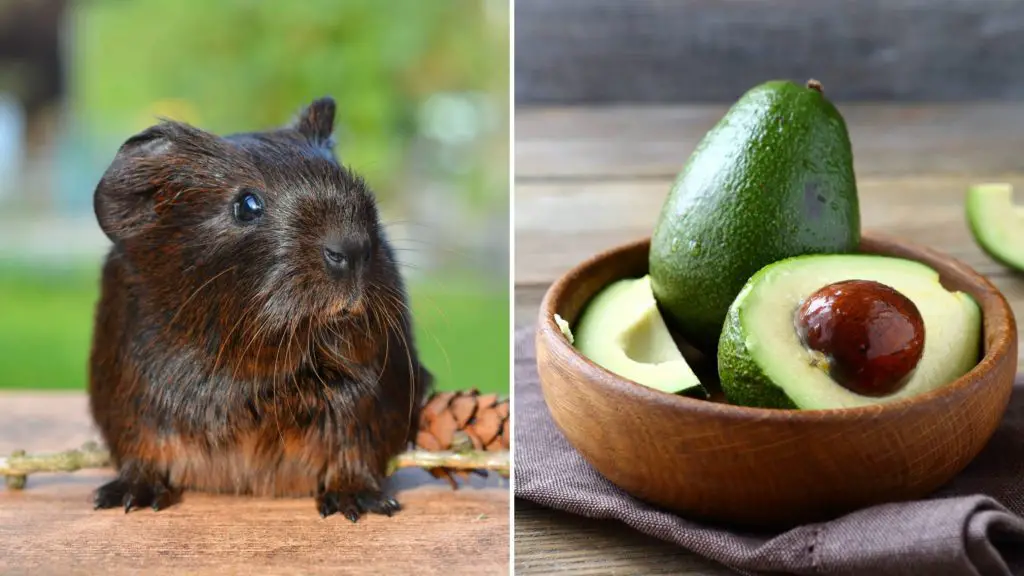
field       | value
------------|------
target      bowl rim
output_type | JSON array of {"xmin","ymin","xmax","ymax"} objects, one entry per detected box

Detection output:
[{"xmin": 536, "ymin": 231, "xmax": 1017, "ymax": 421}]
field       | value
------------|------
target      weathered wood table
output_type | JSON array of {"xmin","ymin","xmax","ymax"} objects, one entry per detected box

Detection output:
[
  {"xmin": 0, "ymin": 393, "xmax": 509, "ymax": 575},
  {"xmin": 514, "ymin": 103, "xmax": 1024, "ymax": 574}
]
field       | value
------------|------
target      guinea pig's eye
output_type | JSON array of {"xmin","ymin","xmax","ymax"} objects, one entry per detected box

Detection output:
[{"xmin": 233, "ymin": 190, "xmax": 264, "ymax": 224}]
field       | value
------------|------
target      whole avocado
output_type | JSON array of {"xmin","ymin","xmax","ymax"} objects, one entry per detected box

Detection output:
[{"xmin": 649, "ymin": 79, "xmax": 860, "ymax": 352}]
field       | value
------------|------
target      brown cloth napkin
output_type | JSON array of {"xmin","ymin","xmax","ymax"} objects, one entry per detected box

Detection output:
[{"xmin": 514, "ymin": 327, "xmax": 1024, "ymax": 576}]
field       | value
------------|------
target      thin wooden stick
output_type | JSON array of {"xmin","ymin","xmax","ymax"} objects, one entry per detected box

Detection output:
[
  {"xmin": 1, "ymin": 441, "xmax": 509, "ymax": 489},
  {"xmin": 386, "ymin": 449, "xmax": 509, "ymax": 476}
]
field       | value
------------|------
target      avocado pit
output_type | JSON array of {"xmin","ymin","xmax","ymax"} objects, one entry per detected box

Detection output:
[{"xmin": 794, "ymin": 279, "xmax": 925, "ymax": 397}]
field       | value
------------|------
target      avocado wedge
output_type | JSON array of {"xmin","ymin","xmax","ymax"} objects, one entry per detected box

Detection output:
[
  {"xmin": 574, "ymin": 275, "xmax": 706, "ymax": 397},
  {"xmin": 718, "ymin": 254, "xmax": 981, "ymax": 410},
  {"xmin": 967, "ymin": 182, "xmax": 1024, "ymax": 271}
]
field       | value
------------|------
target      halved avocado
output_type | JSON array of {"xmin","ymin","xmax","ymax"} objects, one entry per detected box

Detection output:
[
  {"xmin": 574, "ymin": 275, "xmax": 706, "ymax": 397},
  {"xmin": 967, "ymin": 182, "xmax": 1024, "ymax": 271},
  {"xmin": 718, "ymin": 255, "xmax": 981, "ymax": 410}
]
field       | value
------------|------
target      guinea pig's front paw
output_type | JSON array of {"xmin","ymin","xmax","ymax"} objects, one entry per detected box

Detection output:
[
  {"xmin": 93, "ymin": 475, "xmax": 177, "ymax": 513},
  {"xmin": 315, "ymin": 489, "xmax": 401, "ymax": 522}
]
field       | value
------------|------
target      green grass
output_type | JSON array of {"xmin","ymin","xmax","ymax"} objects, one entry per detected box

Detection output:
[
  {"xmin": 0, "ymin": 264, "xmax": 101, "ymax": 390},
  {"xmin": 0, "ymin": 262, "xmax": 508, "ymax": 394},
  {"xmin": 408, "ymin": 278, "xmax": 509, "ymax": 395}
]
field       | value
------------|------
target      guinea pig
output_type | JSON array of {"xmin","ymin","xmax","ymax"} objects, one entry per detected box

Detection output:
[{"xmin": 87, "ymin": 96, "xmax": 433, "ymax": 521}]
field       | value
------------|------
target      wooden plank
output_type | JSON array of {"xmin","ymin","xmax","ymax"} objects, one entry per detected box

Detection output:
[
  {"xmin": 514, "ymin": 500, "xmax": 736, "ymax": 575},
  {"xmin": 0, "ymin": 393, "xmax": 510, "ymax": 575},
  {"xmin": 516, "ymin": 104, "xmax": 1024, "ymax": 180},
  {"xmin": 514, "ymin": 175, "xmax": 1024, "ymax": 285},
  {"xmin": 515, "ymin": 0, "xmax": 1024, "ymax": 104},
  {"xmin": 515, "ymin": 284, "xmax": 544, "ymax": 330}
]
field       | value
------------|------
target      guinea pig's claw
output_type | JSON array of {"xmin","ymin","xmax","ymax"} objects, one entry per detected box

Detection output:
[
  {"xmin": 357, "ymin": 493, "xmax": 401, "ymax": 517},
  {"xmin": 316, "ymin": 489, "xmax": 400, "ymax": 521},
  {"xmin": 93, "ymin": 476, "xmax": 175, "ymax": 513},
  {"xmin": 316, "ymin": 491, "xmax": 341, "ymax": 518},
  {"xmin": 316, "ymin": 491, "xmax": 360, "ymax": 522},
  {"xmin": 343, "ymin": 505, "xmax": 361, "ymax": 523}
]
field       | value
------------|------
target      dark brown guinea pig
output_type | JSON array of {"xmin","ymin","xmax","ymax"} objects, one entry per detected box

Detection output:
[{"xmin": 88, "ymin": 96, "xmax": 433, "ymax": 521}]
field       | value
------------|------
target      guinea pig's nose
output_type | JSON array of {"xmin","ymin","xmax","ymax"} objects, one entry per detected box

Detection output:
[{"xmin": 322, "ymin": 237, "xmax": 370, "ymax": 276}]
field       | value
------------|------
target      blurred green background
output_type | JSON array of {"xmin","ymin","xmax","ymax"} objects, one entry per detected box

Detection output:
[{"xmin": 0, "ymin": 0, "xmax": 510, "ymax": 393}]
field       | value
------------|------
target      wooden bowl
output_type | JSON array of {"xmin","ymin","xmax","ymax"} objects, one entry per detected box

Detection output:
[{"xmin": 535, "ymin": 233, "xmax": 1017, "ymax": 529}]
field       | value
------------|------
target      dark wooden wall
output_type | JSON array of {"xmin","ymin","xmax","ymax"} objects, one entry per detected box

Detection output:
[{"xmin": 515, "ymin": 0, "xmax": 1024, "ymax": 105}]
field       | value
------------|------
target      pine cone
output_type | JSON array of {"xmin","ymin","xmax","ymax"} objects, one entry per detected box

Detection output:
[{"xmin": 416, "ymin": 389, "xmax": 510, "ymax": 488}]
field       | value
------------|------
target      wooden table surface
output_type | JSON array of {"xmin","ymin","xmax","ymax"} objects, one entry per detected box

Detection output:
[
  {"xmin": 0, "ymin": 393, "xmax": 510, "ymax": 575},
  {"xmin": 513, "ymin": 102, "xmax": 1024, "ymax": 575}
]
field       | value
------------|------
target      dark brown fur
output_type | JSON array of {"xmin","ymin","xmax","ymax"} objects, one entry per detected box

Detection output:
[{"xmin": 87, "ymin": 97, "xmax": 432, "ymax": 520}]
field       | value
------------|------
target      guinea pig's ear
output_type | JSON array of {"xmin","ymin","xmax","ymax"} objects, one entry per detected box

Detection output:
[
  {"xmin": 293, "ymin": 96, "xmax": 336, "ymax": 148},
  {"xmin": 93, "ymin": 124, "xmax": 176, "ymax": 241}
]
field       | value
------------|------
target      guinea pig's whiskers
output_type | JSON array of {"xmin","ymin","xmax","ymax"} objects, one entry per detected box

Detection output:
[
  {"xmin": 371, "ymin": 291, "xmax": 399, "ymax": 343},
  {"xmin": 384, "ymin": 298, "xmax": 418, "ymax": 432},
  {"xmin": 376, "ymin": 281, "xmax": 453, "ymax": 392},
  {"xmin": 361, "ymin": 303, "xmax": 373, "ymax": 340},
  {"xmin": 386, "ymin": 239, "xmax": 452, "ymax": 253},
  {"xmin": 380, "ymin": 219, "xmax": 435, "ymax": 230},
  {"xmin": 388, "ymin": 240, "xmax": 470, "ymax": 258},
  {"xmin": 367, "ymin": 290, "xmax": 402, "ymax": 398},
  {"xmin": 375, "ymin": 282, "xmax": 413, "ymax": 314},
  {"xmin": 315, "ymin": 321, "xmax": 348, "ymax": 370},
  {"xmin": 364, "ymin": 285, "xmax": 429, "ymax": 427},
  {"xmin": 307, "ymin": 323, "xmax": 329, "ymax": 389},
  {"xmin": 168, "ymin": 266, "xmax": 238, "ymax": 332},
  {"xmin": 264, "ymin": 316, "xmax": 291, "ymax": 438},
  {"xmin": 232, "ymin": 308, "xmax": 274, "ymax": 387},
  {"xmin": 211, "ymin": 292, "xmax": 262, "ymax": 378},
  {"xmin": 393, "ymin": 263, "xmax": 425, "ymax": 273},
  {"xmin": 275, "ymin": 319, "xmax": 300, "ymax": 437},
  {"xmin": 395, "ymin": 279, "xmax": 455, "ymax": 327},
  {"xmin": 366, "ymin": 297, "xmax": 390, "ymax": 404}
]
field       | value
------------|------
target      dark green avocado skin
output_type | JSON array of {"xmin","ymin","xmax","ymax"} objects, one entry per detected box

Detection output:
[
  {"xmin": 716, "ymin": 297, "xmax": 797, "ymax": 410},
  {"xmin": 649, "ymin": 80, "xmax": 860, "ymax": 352}
]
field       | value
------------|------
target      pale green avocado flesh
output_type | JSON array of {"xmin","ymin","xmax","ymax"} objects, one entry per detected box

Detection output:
[
  {"xmin": 966, "ymin": 182, "xmax": 1024, "ymax": 271},
  {"xmin": 718, "ymin": 255, "xmax": 982, "ymax": 410},
  {"xmin": 574, "ymin": 275, "xmax": 706, "ymax": 397}
]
